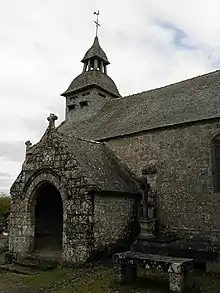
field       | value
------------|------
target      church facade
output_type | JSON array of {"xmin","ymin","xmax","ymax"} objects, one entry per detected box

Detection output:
[{"xmin": 9, "ymin": 35, "xmax": 220, "ymax": 264}]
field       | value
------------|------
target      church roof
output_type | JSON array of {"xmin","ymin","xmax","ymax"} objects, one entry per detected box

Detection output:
[
  {"xmin": 81, "ymin": 36, "xmax": 109, "ymax": 64},
  {"xmin": 64, "ymin": 135, "xmax": 138, "ymax": 193},
  {"xmin": 61, "ymin": 69, "xmax": 120, "ymax": 97},
  {"xmin": 20, "ymin": 126, "xmax": 139, "ymax": 194},
  {"xmin": 59, "ymin": 69, "xmax": 220, "ymax": 140}
]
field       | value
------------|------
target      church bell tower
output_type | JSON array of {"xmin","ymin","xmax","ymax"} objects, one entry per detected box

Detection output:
[{"xmin": 61, "ymin": 12, "xmax": 120, "ymax": 122}]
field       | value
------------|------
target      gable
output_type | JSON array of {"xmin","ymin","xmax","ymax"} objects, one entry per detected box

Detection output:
[{"xmin": 12, "ymin": 127, "xmax": 138, "ymax": 195}]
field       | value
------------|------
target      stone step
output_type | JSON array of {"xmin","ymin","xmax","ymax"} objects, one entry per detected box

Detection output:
[
  {"xmin": 15, "ymin": 258, "xmax": 57, "ymax": 271},
  {"xmin": 0, "ymin": 264, "xmax": 40, "ymax": 275},
  {"xmin": 4, "ymin": 252, "xmax": 58, "ymax": 272}
]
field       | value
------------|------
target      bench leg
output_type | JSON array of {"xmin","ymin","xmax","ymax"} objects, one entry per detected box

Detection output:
[
  {"xmin": 118, "ymin": 264, "xmax": 137, "ymax": 284},
  {"xmin": 169, "ymin": 272, "xmax": 184, "ymax": 293}
]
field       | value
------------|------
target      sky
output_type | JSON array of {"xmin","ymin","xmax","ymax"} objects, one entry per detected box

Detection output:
[{"xmin": 0, "ymin": 0, "xmax": 220, "ymax": 194}]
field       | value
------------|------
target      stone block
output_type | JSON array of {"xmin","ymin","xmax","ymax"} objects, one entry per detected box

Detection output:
[
  {"xmin": 206, "ymin": 258, "xmax": 220, "ymax": 273},
  {"xmin": 139, "ymin": 219, "xmax": 156, "ymax": 238},
  {"xmin": 118, "ymin": 264, "xmax": 137, "ymax": 284},
  {"xmin": 168, "ymin": 272, "xmax": 184, "ymax": 293}
]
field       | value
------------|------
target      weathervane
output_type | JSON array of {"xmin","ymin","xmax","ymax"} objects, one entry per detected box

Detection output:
[{"xmin": 94, "ymin": 10, "xmax": 100, "ymax": 37}]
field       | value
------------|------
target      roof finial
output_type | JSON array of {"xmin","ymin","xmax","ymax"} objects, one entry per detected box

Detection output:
[
  {"xmin": 94, "ymin": 10, "xmax": 100, "ymax": 37},
  {"xmin": 25, "ymin": 140, "xmax": 32, "ymax": 152},
  {"xmin": 47, "ymin": 113, "xmax": 58, "ymax": 128}
]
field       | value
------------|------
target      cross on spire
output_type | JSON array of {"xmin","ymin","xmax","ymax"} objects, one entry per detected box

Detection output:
[{"xmin": 94, "ymin": 10, "xmax": 100, "ymax": 37}]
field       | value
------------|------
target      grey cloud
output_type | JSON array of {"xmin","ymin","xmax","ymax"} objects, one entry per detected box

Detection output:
[
  {"xmin": 0, "ymin": 188, "xmax": 10, "ymax": 195},
  {"xmin": 0, "ymin": 175, "xmax": 13, "ymax": 194},
  {"xmin": 0, "ymin": 141, "xmax": 25, "ymax": 162},
  {"xmin": 156, "ymin": 21, "xmax": 197, "ymax": 50},
  {"xmin": 0, "ymin": 172, "xmax": 11, "ymax": 177},
  {"xmin": 20, "ymin": 117, "xmax": 47, "ymax": 138}
]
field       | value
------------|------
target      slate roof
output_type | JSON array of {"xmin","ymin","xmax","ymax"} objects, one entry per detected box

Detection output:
[
  {"xmin": 61, "ymin": 69, "xmax": 120, "ymax": 97},
  {"xmin": 64, "ymin": 134, "xmax": 139, "ymax": 193},
  {"xmin": 59, "ymin": 70, "xmax": 220, "ymax": 140},
  {"xmin": 81, "ymin": 36, "xmax": 110, "ymax": 64}
]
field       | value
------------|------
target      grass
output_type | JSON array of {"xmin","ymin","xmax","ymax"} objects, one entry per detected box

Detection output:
[{"xmin": 0, "ymin": 262, "xmax": 220, "ymax": 293}]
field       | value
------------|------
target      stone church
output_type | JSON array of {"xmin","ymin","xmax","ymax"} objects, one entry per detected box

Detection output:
[{"xmin": 9, "ymin": 34, "xmax": 220, "ymax": 265}]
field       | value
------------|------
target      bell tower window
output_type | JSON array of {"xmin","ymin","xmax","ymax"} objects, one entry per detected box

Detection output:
[
  {"xmin": 61, "ymin": 35, "xmax": 120, "ymax": 121},
  {"xmin": 80, "ymin": 101, "xmax": 88, "ymax": 108},
  {"xmin": 68, "ymin": 104, "xmax": 76, "ymax": 111}
]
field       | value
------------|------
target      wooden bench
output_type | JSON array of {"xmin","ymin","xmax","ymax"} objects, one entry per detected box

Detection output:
[{"xmin": 112, "ymin": 251, "xmax": 193, "ymax": 293}]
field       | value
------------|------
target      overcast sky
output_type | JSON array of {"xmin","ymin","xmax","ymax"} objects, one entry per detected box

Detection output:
[{"xmin": 0, "ymin": 0, "xmax": 220, "ymax": 194}]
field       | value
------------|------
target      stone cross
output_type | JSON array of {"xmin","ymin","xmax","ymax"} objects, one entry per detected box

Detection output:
[
  {"xmin": 47, "ymin": 113, "xmax": 58, "ymax": 128},
  {"xmin": 94, "ymin": 10, "xmax": 100, "ymax": 37},
  {"xmin": 25, "ymin": 140, "xmax": 32, "ymax": 152},
  {"xmin": 139, "ymin": 169, "xmax": 152, "ymax": 219},
  {"xmin": 141, "ymin": 175, "xmax": 150, "ymax": 219}
]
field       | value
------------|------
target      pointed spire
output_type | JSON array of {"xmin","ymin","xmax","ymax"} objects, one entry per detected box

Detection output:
[
  {"xmin": 81, "ymin": 36, "xmax": 110, "ymax": 74},
  {"xmin": 81, "ymin": 36, "xmax": 110, "ymax": 65}
]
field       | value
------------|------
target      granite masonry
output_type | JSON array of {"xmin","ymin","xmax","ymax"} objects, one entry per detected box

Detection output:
[{"xmin": 9, "ymin": 34, "xmax": 220, "ymax": 266}]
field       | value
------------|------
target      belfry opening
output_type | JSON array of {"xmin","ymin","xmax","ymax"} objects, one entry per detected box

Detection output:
[{"xmin": 34, "ymin": 183, "xmax": 63, "ymax": 255}]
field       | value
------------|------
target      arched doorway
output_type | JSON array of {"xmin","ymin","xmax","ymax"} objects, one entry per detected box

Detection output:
[{"xmin": 34, "ymin": 183, "xmax": 63, "ymax": 256}]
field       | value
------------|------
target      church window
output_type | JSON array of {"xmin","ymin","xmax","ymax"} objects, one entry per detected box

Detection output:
[
  {"xmin": 212, "ymin": 134, "xmax": 220, "ymax": 192},
  {"xmin": 68, "ymin": 104, "xmax": 76, "ymax": 110},
  {"xmin": 80, "ymin": 101, "xmax": 88, "ymax": 108},
  {"xmin": 82, "ymin": 92, "xmax": 90, "ymax": 97},
  {"xmin": 98, "ymin": 92, "xmax": 106, "ymax": 98},
  {"xmin": 70, "ymin": 96, "xmax": 77, "ymax": 101}
]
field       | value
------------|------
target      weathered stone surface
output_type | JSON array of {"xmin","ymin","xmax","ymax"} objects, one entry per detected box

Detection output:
[
  {"xmin": 9, "ymin": 121, "xmax": 139, "ymax": 264},
  {"xmin": 93, "ymin": 194, "xmax": 137, "ymax": 251},
  {"xmin": 113, "ymin": 251, "xmax": 192, "ymax": 292},
  {"xmin": 169, "ymin": 272, "xmax": 184, "ymax": 293},
  {"xmin": 107, "ymin": 119, "xmax": 220, "ymax": 242},
  {"xmin": 11, "ymin": 34, "xmax": 220, "ymax": 270}
]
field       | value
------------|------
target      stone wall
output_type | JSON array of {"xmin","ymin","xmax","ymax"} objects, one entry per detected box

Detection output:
[
  {"xmin": 105, "ymin": 118, "xmax": 220, "ymax": 242},
  {"xmin": 93, "ymin": 193, "xmax": 139, "ymax": 252},
  {"xmin": 9, "ymin": 127, "xmax": 94, "ymax": 264},
  {"xmin": 65, "ymin": 88, "xmax": 111, "ymax": 122}
]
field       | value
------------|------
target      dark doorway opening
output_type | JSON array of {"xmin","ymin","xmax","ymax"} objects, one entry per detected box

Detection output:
[{"xmin": 34, "ymin": 183, "xmax": 63, "ymax": 255}]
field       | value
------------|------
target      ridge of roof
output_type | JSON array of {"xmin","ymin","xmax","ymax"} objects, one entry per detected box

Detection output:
[
  {"xmin": 120, "ymin": 69, "xmax": 220, "ymax": 100},
  {"xmin": 64, "ymin": 131, "xmax": 103, "ymax": 145},
  {"xmin": 58, "ymin": 68, "xmax": 220, "ymax": 140}
]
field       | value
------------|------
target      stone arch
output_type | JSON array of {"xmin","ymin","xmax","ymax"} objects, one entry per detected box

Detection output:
[
  {"xmin": 23, "ymin": 170, "xmax": 67, "ymax": 257},
  {"xmin": 24, "ymin": 169, "xmax": 66, "ymax": 208},
  {"xmin": 34, "ymin": 182, "xmax": 63, "ymax": 254},
  {"xmin": 211, "ymin": 132, "xmax": 220, "ymax": 142}
]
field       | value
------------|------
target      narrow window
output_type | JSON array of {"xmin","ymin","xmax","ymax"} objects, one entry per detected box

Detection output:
[
  {"xmin": 212, "ymin": 134, "xmax": 220, "ymax": 192},
  {"xmin": 82, "ymin": 92, "xmax": 90, "ymax": 97},
  {"xmin": 98, "ymin": 93, "xmax": 106, "ymax": 98},
  {"xmin": 79, "ymin": 101, "xmax": 88, "ymax": 108},
  {"xmin": 70, "ymin": 96, "xmax": 77, "ymax": 100},
  {"xmin": 68, "ymin": 104, "xmax": 76, "ymax": 111}
]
